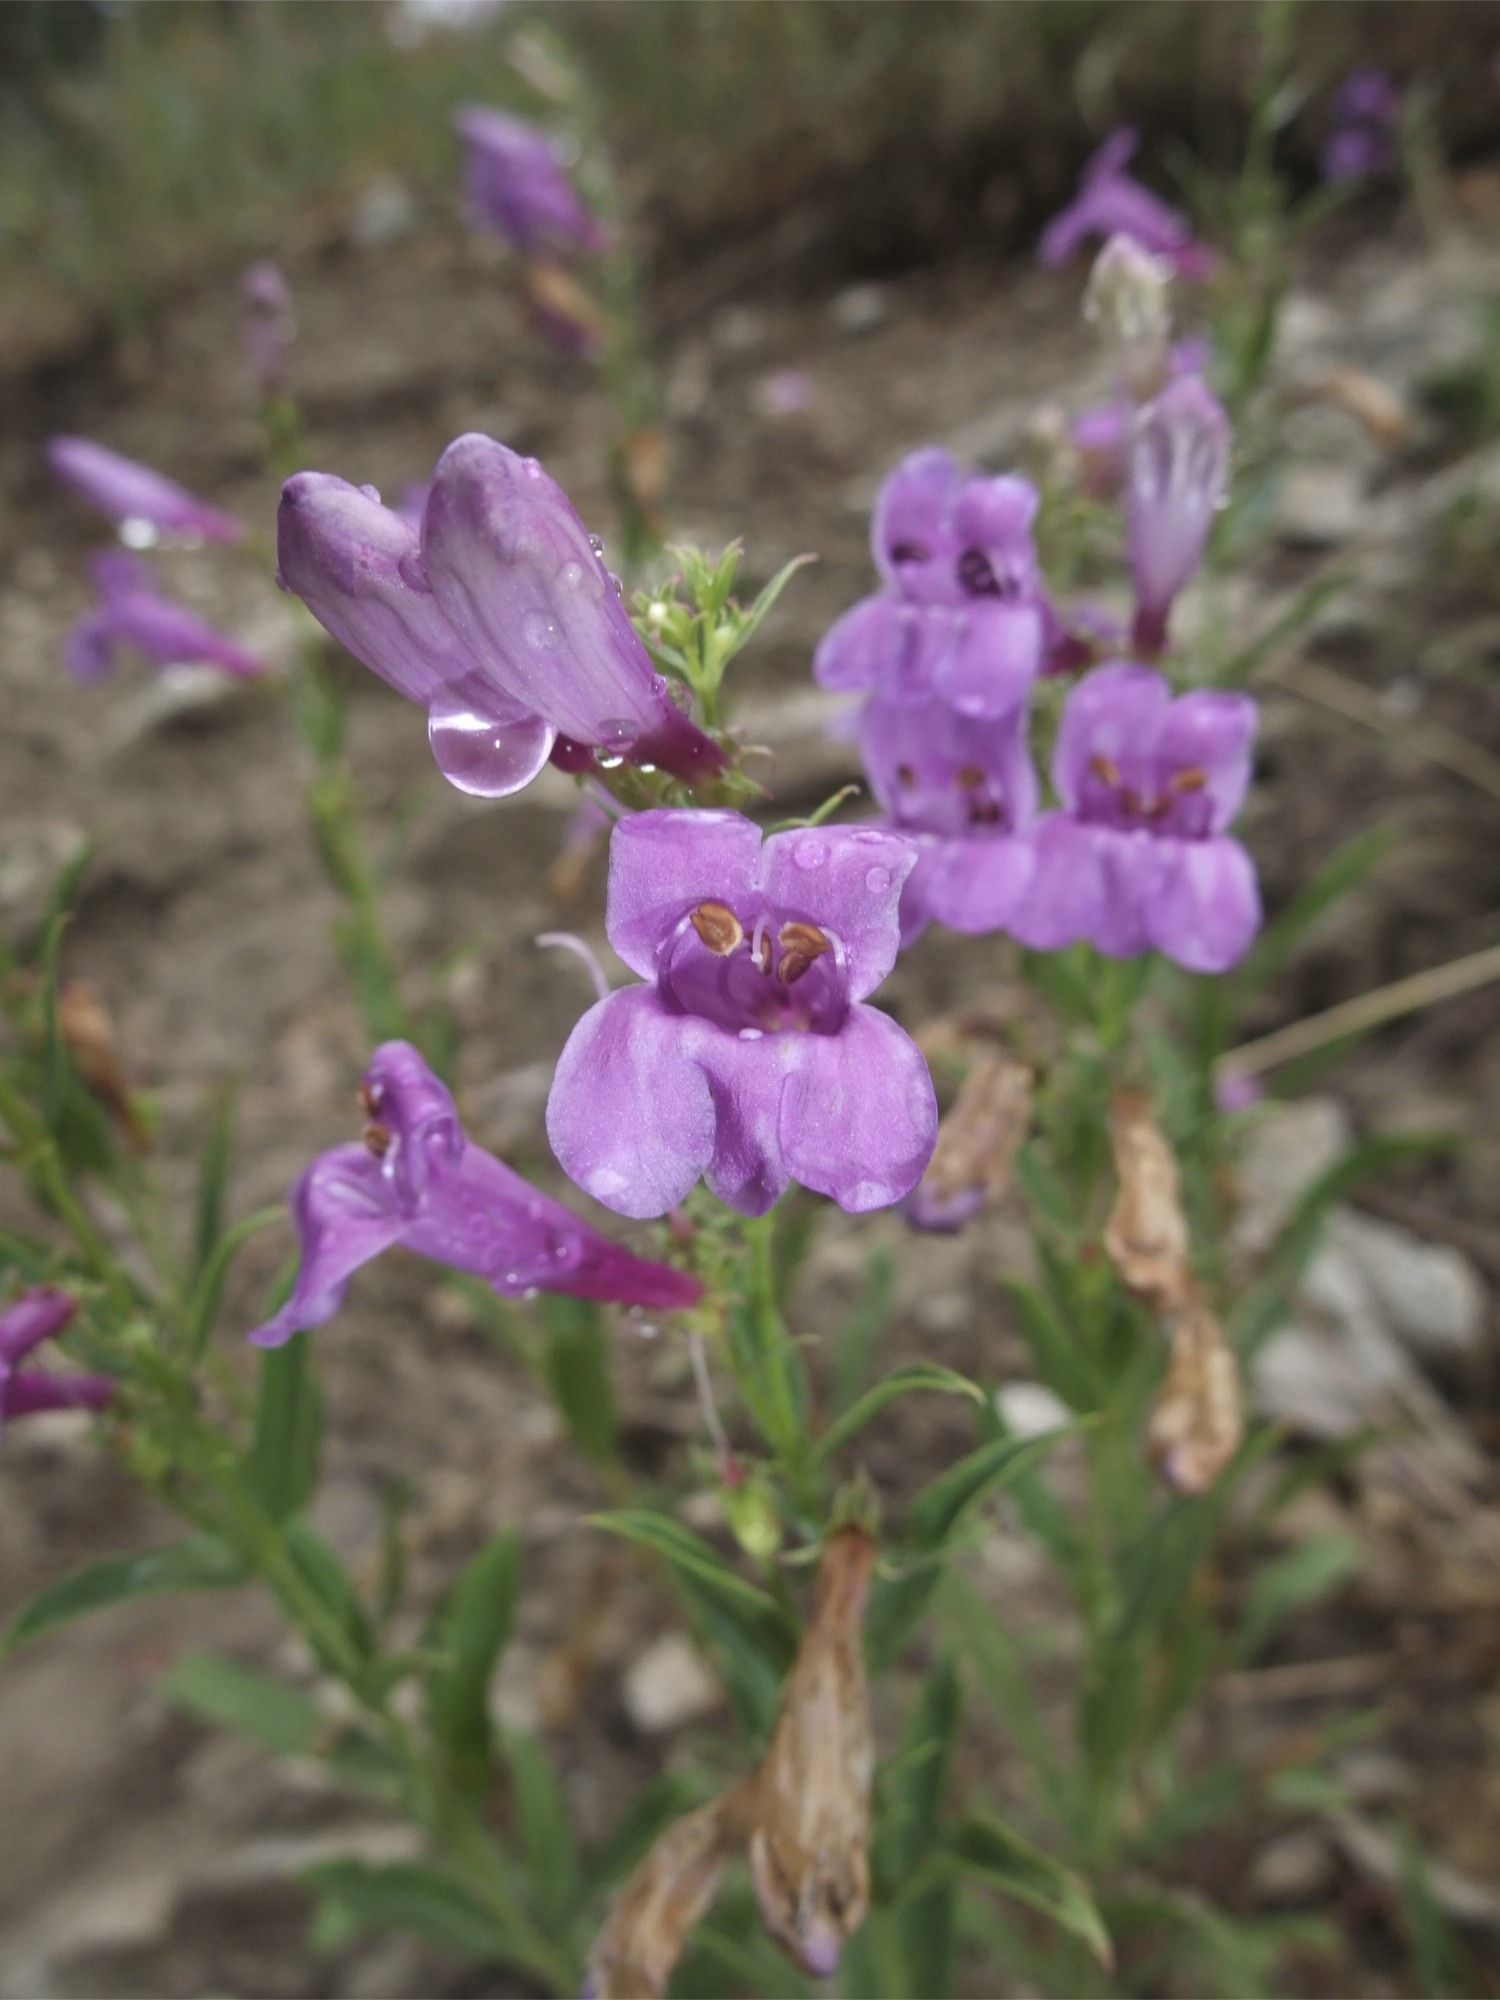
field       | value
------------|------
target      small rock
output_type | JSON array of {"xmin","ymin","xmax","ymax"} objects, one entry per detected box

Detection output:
[
  {"xmin": 1276, "ymin": 463, "xmax": 1363, "ymax": 549},
  {"xmin": 1326, "ymin": 1210, "xmax": 1486, "ymax": 1364},
  {"xmin": 712, "ymin": 305, "xmax": 768, "ymax": 354},
  {"xmin": 1232, "ymin": 1098, "xmax": 1353, "ymax": 1257},
  {"xmin": 831, "ymin": 283, "xmax": 890, "ymax": 336},
  {"xmin": 622, "ymin": 1633, "xmax": 721, "ymax": 1735}
]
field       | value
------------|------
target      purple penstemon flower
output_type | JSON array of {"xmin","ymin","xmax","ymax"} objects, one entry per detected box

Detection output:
[
  {"xmin": 546, "ymin": 811, "xmax": 938, "ymax": 1219},
  {"xmin": 1320, "ymin": 68, "xmax": 1401, "ymax": 183},
  {"xmin": 47, "ymin": 436, "xmax": 243, "ymax": 546},
  {"xmin": 860, "ymin": 696, "xmax": 1038, "ymax": 944},
  {"xmin": 814, "ymin": 450, "xmax": 1047, "ymax": 719},
  {"xmin": 248, "ymin": 1041, "xmax": 700, "ymax": 1349},
  {"xmin": 1126, "ymin": 375, "xmax": 1230, "ymax": 657},
  {"xmin": 1010, "ymin": 661, "xmax": 1261, "ymax": 974},
  {"xmin": 1071, "ymin": 336, "xmax": 1211, "ymax": 500},
  {"xmin": 278, "ymin": 434, "xmax": 723, "ymax": 798},
  {"xmin": 64, "ymin": 552, "xmax": 266, "ymax": 684},
  {"xmin": 455, "ymin": 106, "xmax": 607, "ymax": 255},
  {"xmin": 0, "ymin": 1289, "xmax": 114, "ymax": 1431},
  {"xmin": 242, "ymin": 259, "xmax": 296, "ymax": 399},
  {"xmin": 1039, "ymin": 128, "xmax": 1215, "ymax": 280}
]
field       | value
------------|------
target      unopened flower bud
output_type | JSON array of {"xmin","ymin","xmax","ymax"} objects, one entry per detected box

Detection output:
[
  {"xmin": 241, "ymin": 259, "xmax": 296, "ymax": 400},
  {"xmin": 1127, "ymin": 375, "xmax": 1230, "ymax": 656},
  {"xmin": 905, "ymin": 1053, "xmax": 1034, "ymax": 1233},
  {"xmin": 1104, "ymin": 1090, "xmax": 1189, "ymax": 1310},
  {"xmin": 1148, "ymin": 1283, "xmax": 1243, "ymax": 1494},
  {"xmin": 724, "ymin": 1473, "xmax": 782, "ymax": 1564},
  {"xmin": 1084, "ymin": 233, "xmax": 1173, "ymax": 398},
  {"xmin": 750, "ymin": 1525, "xmax": 876, "ymax": 1978},
  {"xmin": 586, "ymin": 1782, "xmax": 753, "ymax": 2000}
]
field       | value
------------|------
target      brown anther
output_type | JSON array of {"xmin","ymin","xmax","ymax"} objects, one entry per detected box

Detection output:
[
  {"xmin": 895, "ymin": 762, "xmax": 917, "ymax": 789},
  {"xmin": 1120, "ymin": 787, "xmax": 1145, "ymax": 818},
  {"xmin": 363, "ymin": 1121, "xmax": 392, "ymax": 1158},
  {"xmin": 1088, "ymin": 753, "xmax": 1122, "ymax": 788},
  {"xmin": 955, "ymin": 763, "xmax": 985, "ymax": 790},
  {"xmin": 689, "ymin": 899, "xmax": 745, "ymax": 957},
  {"xmin": 968, "ymin": 799, "xmax": 1003, "ymax": 827},
  {"xmin": 887, "ymin": 540, "xmax": 929, "ymax": 565},
  {"xmin": 358, "ymin": 1080, "xmax": 381, "ymax": 1117},
  {"xmin": 775, "ymin": 921, "xmax": 831, "ymax": 986},
  {"xmin": 1168, "ymin": 765, "xmax": 1208, "ymax": 795}
]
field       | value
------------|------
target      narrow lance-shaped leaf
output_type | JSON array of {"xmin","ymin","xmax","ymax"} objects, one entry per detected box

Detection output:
[
  {"xmin": 949, "ymin": 1812, "xmax": 1113, "ymax": 1970},
  {"xmin": 426, "ymin": 1531, "xmax": 520, "ymax": 1787},
  {"xmin": 0, "ymin": 1538, "xmax": 247, "ymax": 1658}
]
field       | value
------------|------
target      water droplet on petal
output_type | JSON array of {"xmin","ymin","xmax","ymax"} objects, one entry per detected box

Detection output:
[
  {"xmin": 559, "ymin": 560, "xmax": 586, "ymax": 591},
  {"xmin": 588, "ymin": 533, "xmax": 606, "ymax": 555},
  {"xmin": 793, "ymin": 841, "xmax": 826, "ymax": 871},
  {"xmin": 865, "ymin": 866, "xmax": 891, "ymax": 893},
  {"xmin": 597, "ymin": 716, "xmax": 638, "ymax": 752},
  {"xmin": 739, "ymin": 1027, "xmax": 764, "ymax": 1041},
  {"xmin": 120, "ymin": 517, "xmax": 159, "ymax": 550},
  {"xmin": 522, "ymin": 611, "xmax": 560, "ymax": 650}
]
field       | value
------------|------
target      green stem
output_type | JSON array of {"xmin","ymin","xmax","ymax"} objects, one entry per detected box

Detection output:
[{"xmin": 0, "ymin": 1071, "xmax": 141, "ymax": 1316}]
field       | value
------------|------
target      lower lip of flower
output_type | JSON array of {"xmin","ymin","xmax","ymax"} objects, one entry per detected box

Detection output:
[{"xmin": 661, "ymin": 904, "xmax": 849, "ymax": 1035}]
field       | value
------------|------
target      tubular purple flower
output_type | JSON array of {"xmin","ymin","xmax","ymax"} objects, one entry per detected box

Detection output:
[
  {"xmin": 1126, "ymin": 376, "xmax": 1230, "ymax": 656},
  {"xmin": 1321, "ymin": 68, "xmax": 1401, "ymax": 184},
  {"xmin": 1039, "ymin": 128, "xmax": 1215, "ymax": 279},
  {"xmin": 815, "ymin": 449, "xmax": 1047, "ymax": 718},
  {"xmin": 1010, "ymin": 661, "xmax": 1261, "ymax": 974},
  {"xmin": 420, "ymin": 433, "xmax": 724, "ymax": 785},
  {"xmin": 47, "ymin": 437, "xmax": 243, "ymax": 546},
  {"xmin": 278, "ymin": 471, "xmax": 555, "ymax": 797},
  {"xmin": 455, "ymin": 106, "xmax": 607, "ymax": 254},
  {"xmin": 248, "ymin": 1041, "xmax": 700, "ymax": 1350},
  {"xmin": 1071, "ymin": 337, "xmax": 1211, "ymax": 500},
  {"xmin": 0, "ymin": 1289, "xmax": 114, "ymax": 1431},
  {"xmin": 65, "ymin": 552, "xmax": 267, "ymax": 684},
  {"xmin": 546, "ymin": 811, "xmax": 937, "ymax": 1219},
  {"xmin": 242, "ymin": 259, "xmax": 296, "ymax": 399},
  {"xmin": 860, "ymin": 696, "xmax": 1038, "ymax": 944}
]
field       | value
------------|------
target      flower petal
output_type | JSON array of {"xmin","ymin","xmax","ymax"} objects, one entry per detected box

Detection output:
[
  {"xmin": 398, "ymin": 1140, "xmax": 700, "ymax": 1310},
  {"xmin": 548, "ymin": 988, "xmax": 718, "ymax": 1219},
  {"xmin": 2, "ymin": 1371, "xmax": 115, "ymax": 1421},
  {"xmin": 871, "ymin": 448, "xmax": 960, "ymax": 596},
  {"xmin": 778, "ymin": 1005, "xmax": 936, "ymax": 1212},
  {"xmin": 0, "ymin": 1288, "xmax": 77, "ymax": 1365},
  {"xmin": 759, "ymin": 825, "xmax": 916, "ymax": 1001},
  {"xmin": 1144, "ymin": 835, "xmax": 1261, "ymax": 973},
  {"xmin": 1051, "ymin": 661, "xmax": 1170, "ymax": 810},
  {"xmin": 606, "ymin": 809, "xmax": 764, "ymax": 979},
  {"xmin": 1008, "ymin": 813, "xmax": 1107, "ymax": 951},
  {"xmin": 916, "ymin": 833, "xmax": 1037, "ymax": 935},
  {"xmin": 47, "ymin": 436, "xmax": 243, "ymax": 544},
  {"xmin": 812, "ymin": 594, "xmax": 914, "ymax": 695},
  {"xmin": 247, "ymin": 1146, "xmax": 405, "ymax": 1348},
  {"xmin": 1152, "ymin": 688, "xmax": 1257, "ymax": 832},
  {"xmin": 278, "ymin": 472, "xmax": 480, "ymax": 705},
  {"xmin": 929, "ymin": 603, "xmax": 1043, "ymax": 719}
]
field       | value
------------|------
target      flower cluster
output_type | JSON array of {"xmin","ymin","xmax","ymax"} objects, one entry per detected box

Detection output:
[
  {"xmin": 821, "ymin": 428, "xmax": 1255, "ymax": 971},
  {"xmin": 1039, "ymin": 128, "xmax": 1215, "ymax": 279}
]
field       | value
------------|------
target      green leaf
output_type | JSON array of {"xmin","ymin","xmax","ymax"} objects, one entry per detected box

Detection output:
[
  {"xmin": 814, "ymin": 1364, "xmax": 984, "ymax": 1468},
  {"xmin": 1001, "ymin": 1278, "xmax": 1099, "ymax": 1410},
  {"xmin": 182, "ymin": 1206, "xmax": 284, "ymax": 1359},
  {"xmin": 0, "ymin": 1537, "xmax": 246, "ymax": 1656},
  {"xmin": 162, "ymin": 1650, "xmax": 321, "ymax": 1757},
  {"xmin": 867, "ymin": 1431, "xmax": 1069, "ymax": 1669},
  {"xmin": 830, "ymin": 1249, "xmax": 896, "ymax": 1415},
  {"xmin": 1234, "ymin": 1532, "xmax": 1362, "ymax": 1664},
  {"xmin": 502, "ymin": 1731, "xmax": 581, "ymax": 1929},
  {"xmin": 730, "ymin": 550, "xmax": 816, "ymax": 656},
  {"xmin": 280, "ymin": 1522, "xmax": 374, "ymax": 1672},
  {"xmin": 590, "ymin": 1511, "xmax": 788, "ymax": 1625},
  {"xmin": 244, "ymin": 1333, "xmax": 323, "ymax": 1521},
  {"xmin": 193, "ymin": 1075, "xmax": 240, "ymax": 1279},
  {"xmin": 950, "ymin": 1813, "xmax": 1112, "ymax": 1969},
  {"xmin": 305, "ymin": 1857, "xmax": 512, "ymax": 1961},
  {"xmin": 538, "ymin": 1295, "xmax": 616, "ymax": 1465},
  {"xmin": 877, "ymin": 1657, "xmax": 961, "ymax": 1891},
  {"xmin": 426, "ymin": 1532, "xmax": 520, "ymax": 1786}
]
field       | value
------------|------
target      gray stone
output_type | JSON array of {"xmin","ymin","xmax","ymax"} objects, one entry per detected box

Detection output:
[
  {"xmin": 1325, "ymin": 1210, "xmax": 1486, "ymax": 1364},
  {"xmin": 1276, "ymin": 463, "xmax": 1364, "ymax": 549},
  {"xmin": 1249, "ymin": 1828, "xmax": 1338, "ymax": 1907},
  {"xmin": 622, "ymin": 1633, "xmax": 721, "ymax": 1734},
  {"xmin": 1232, "ymin": 1098, "xmax": 1354, "ymax": 1257}
]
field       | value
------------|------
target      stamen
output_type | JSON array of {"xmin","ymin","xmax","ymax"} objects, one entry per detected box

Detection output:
[
  {"xmin": 1168, "ymin": 766, "xmax": 1208, "ymax": 795},
  {"xmin": 955, "ymin": 764, "xmax": 985, "ymax": 790},
  {"xmin": 776, "ymin": 920, "xmax": 832, "ymax": 986},
  {"xmin": 896, "ymin": 763, "xmax": 917, "ymax": 789},
  {"xmin": 363, "ymin": 1121, "xmax": 392, "ymax": 1158},
  {"xmin": 358, "ymin": 1080, "xmax": 382, "ymax": 1117},
  {"xmin": 689, "ymin": 900, "xmax": 745, "ymax": 957},
  {"xmin": 1088, "ymin": 753, "xmax": 1122, "ymax": 788},
  {"xmin": 888, "ymin": 540, "xmax": 929, "ymax": 565},
  {"xmin": 968, "ymin": 799, "xmax": 1004, "ymax": 827}
]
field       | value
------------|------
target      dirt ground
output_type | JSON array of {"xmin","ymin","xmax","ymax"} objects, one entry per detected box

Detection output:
[{"xmin": 2, "ymin": 178, "xmax": 1499, "ymax": 1997}]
